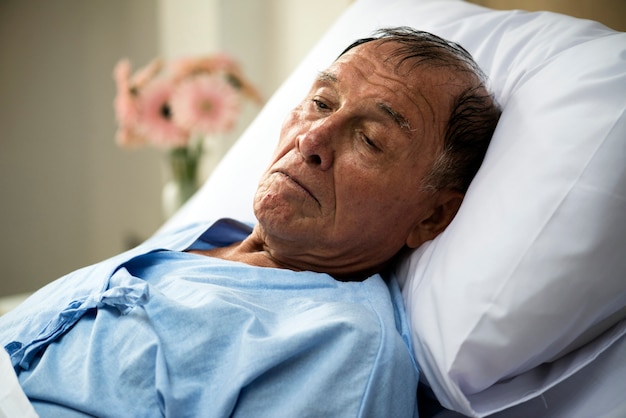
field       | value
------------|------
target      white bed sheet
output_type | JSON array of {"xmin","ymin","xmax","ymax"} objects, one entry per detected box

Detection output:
[{"xmin": 0, "ymin": 348, "xmax": 38, "ymax": 418}]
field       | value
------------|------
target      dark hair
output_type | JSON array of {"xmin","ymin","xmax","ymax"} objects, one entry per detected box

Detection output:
[{"xmin": 340, "ymin": 27, "xmax": 501, "ymax": 193}]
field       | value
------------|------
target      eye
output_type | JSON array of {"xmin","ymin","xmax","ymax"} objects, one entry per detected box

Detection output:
[
  {"xmin": 360, "ymin": 133, "xmax": 380, "ymax": 151},
  {"xmin": 313, "ymin": 98, "xmax": 331, "ymax": 111}
]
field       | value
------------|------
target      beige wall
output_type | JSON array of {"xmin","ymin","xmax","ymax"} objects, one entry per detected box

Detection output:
[
  {"xmin": 469, "ymin": 0, "xmax": 626, "ymax": 31},
  {"xmin": 0, "ymin": 1, "xmax": 163, "ymax": 297},
  {"xmin": 158, "ymin": 0, "xmax": 353, "ymax": 100}
]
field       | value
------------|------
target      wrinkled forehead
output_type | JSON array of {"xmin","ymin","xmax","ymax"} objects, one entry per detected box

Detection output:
[
  {"xmin": 329, "ymin": 40, "xmax": 460, "ymax": 138},
  {"xmin": 337, "ymin": 38, "xmax": 480, "ymax": 92},
  {"xmin": 333, "ymin": 40, "xmax": 412, "ymax": 80}
]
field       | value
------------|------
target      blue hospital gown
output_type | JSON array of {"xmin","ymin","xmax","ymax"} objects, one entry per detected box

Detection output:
[{"xmin": 0, "ymin": 219, "xmax": 419, "ymax": 417}]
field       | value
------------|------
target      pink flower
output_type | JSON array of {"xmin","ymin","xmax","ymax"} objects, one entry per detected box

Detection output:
[
  {"xmin": 171, "ymin": 75, "xmax": 240, "ymax": 136},
  {"xmin": 170, "ymin": 53, "xmax": 237, "ymax": 81},
  {"xmin": 169, "ymin": 54, "xmax": 262, "ymax": 104},
  {"xmin": 111, "ymin": 53, "xmax": 261, "ymax": 153},
  {"xmin": 115, "ymin": 126, "xmax": 147, "ymax": 148},
  {"xmin": 113, "ymin": 59, "xmax": 144, "ymax": 147},
  {"xmin": 113, "ymin": 59, "xmax": 132, "ymax": 92},
  {"xmin": 136, "ymin": 79, "xmax": 188, "ymax": 148},
  {"xmin": 131, "ymin": 58, "xmax": 163, "ymax": 89}
]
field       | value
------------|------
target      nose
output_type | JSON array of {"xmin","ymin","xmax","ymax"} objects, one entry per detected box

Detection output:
[{"xmin": 296, "ymin": 118, "xmax": 336, "ymax": 170}]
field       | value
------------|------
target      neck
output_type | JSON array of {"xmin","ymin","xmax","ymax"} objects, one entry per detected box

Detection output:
[
  {"xmin": 188, "ymin": 234, "xmax": 281, "ymax": 270},
  {"xmin": 188, "ymin": 226, "xmax": 381, "ymax": 282}
]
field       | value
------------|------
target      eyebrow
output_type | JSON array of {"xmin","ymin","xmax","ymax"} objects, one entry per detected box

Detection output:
[
  {"xmin": 316, "ymin": 71, "xmax": 338, "ymax": 83},
  {"xmin": 377, "ymin": 103, "xmax": 412, "ymax": 134},
  {"xmin": 316, "ymin": 71, "xmax": 413, "ymax": 135}
]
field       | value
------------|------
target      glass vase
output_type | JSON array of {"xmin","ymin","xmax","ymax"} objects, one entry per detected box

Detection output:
[{"xmin": 161, "ymin": 143, "xmax": 202, "ymax": 219}]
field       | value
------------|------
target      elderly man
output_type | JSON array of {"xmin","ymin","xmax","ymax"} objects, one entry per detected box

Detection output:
[{"xmin": 0, "ymin": 28, "xmax": 499, "ymax": 417}]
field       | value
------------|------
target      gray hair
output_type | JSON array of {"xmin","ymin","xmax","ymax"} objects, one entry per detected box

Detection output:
[{"xmin": 340, "ymin": 27, "xmax": 501, "ymax": 192}]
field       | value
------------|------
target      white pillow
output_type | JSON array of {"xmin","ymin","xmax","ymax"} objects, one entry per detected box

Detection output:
[
  {"xmin": 162, "ymin": 0, "xmax": 626, "ymax": 415},
  {"xmin": 389, "ymin": 1, "xmax": 626, "ymax": 415}
]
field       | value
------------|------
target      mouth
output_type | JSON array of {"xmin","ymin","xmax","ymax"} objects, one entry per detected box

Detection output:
[{"xmin": 275, "ymin": 170, "xmax": 320, "ymax": 206}]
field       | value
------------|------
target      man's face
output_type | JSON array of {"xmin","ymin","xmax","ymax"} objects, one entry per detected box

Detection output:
[{"xmin": 253, "ymin": 40, "xmax": 457, "ymax": 278}]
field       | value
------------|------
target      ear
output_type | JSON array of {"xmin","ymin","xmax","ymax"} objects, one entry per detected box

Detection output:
[{"xmin": 405, "ymin": 189, "xmax": 464, "ymax": 248}]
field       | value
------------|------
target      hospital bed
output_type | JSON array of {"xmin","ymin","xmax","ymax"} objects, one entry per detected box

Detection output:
[{"xmin": 2, "ymin": 0, "xmax": 625, "ymax": 416}]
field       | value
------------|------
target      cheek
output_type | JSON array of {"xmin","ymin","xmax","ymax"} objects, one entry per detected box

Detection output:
[
  {"xmin": 272, "ymin": 108, "xmax": 306, "ymax": 155},
  {"xmin": 336, "ymin": 167, "xmax": 424, "ymax": 220}
]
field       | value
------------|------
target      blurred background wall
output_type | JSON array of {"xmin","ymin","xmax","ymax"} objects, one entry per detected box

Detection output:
[
  {"xmin": 0, "ymin": 0, "xmax": 351, "ymax": 297},
  {"xmin": 0, "ymin": 0, "xmax": 624, "ymax": 298},
  {"xmin": 471, "ymin": 0, "xmax": 625, "ymax": 31}
]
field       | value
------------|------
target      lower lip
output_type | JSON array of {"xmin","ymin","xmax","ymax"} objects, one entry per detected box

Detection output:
[{"xmin": 277, "ymin": 172, "xmax": 317, "ymax": 201}]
